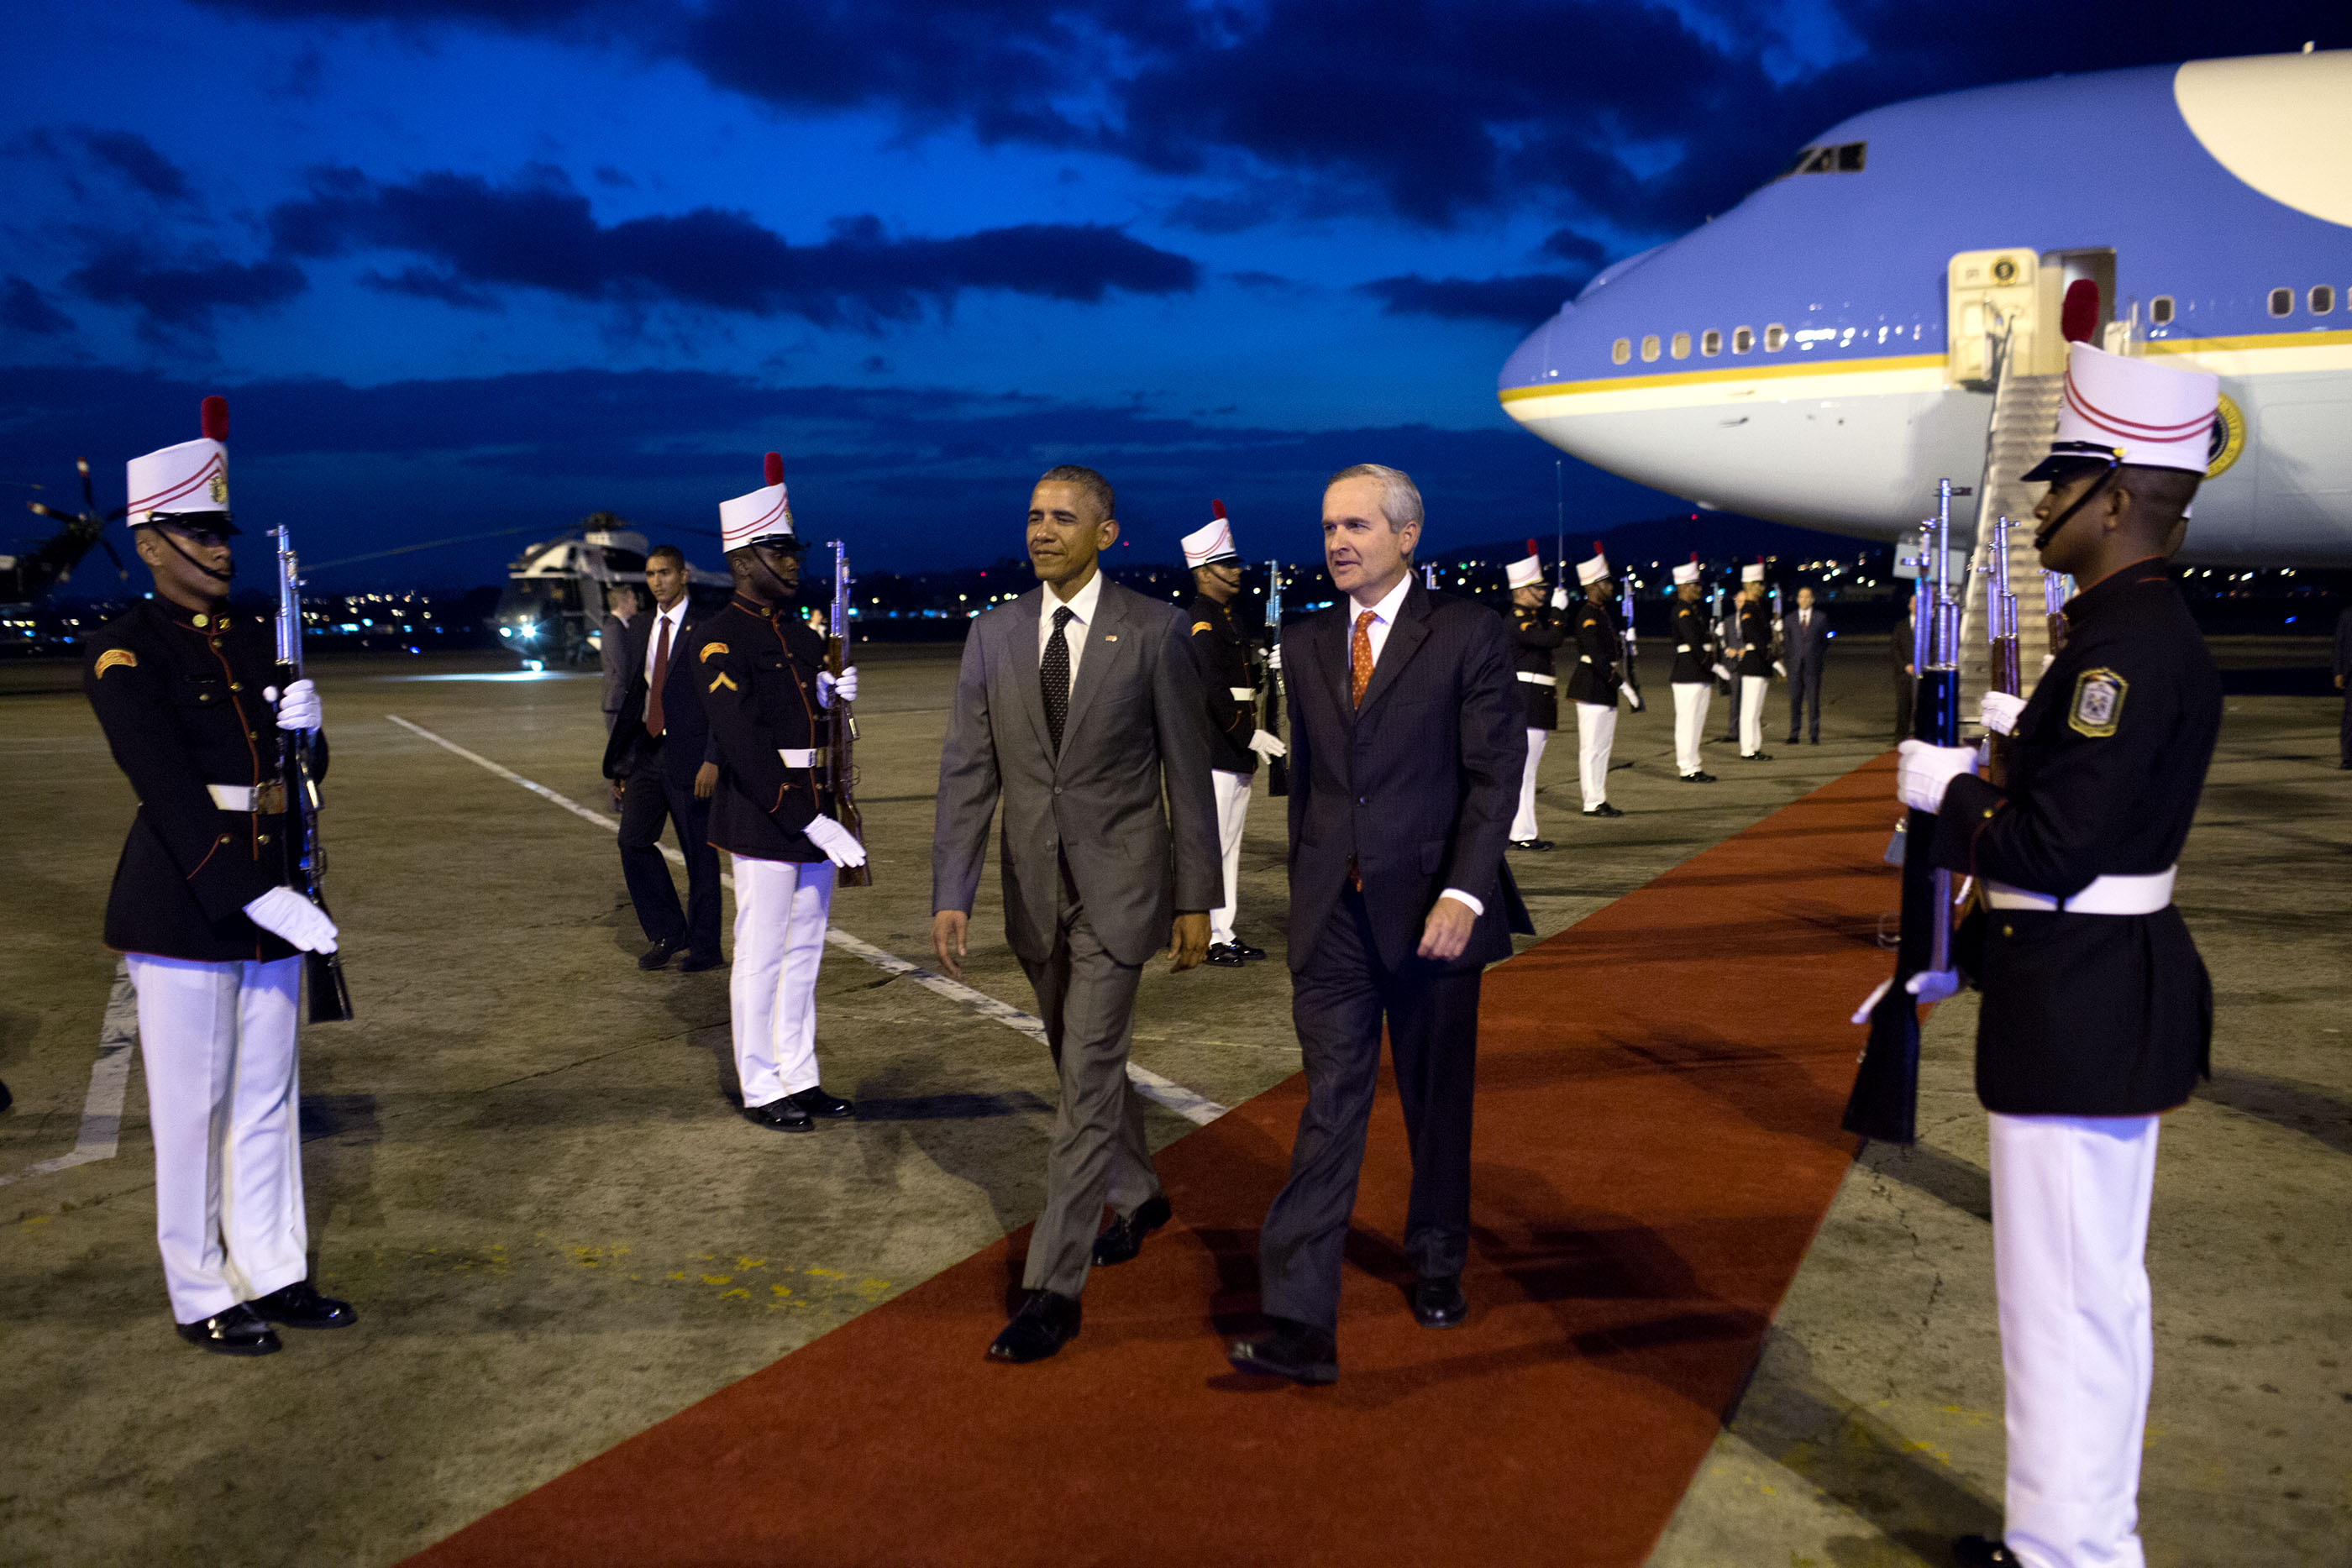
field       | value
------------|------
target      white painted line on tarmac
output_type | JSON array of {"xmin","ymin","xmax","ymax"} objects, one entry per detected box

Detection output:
[
  {"xmin": 386, "ymin": 716, "xmax": 1228, "ymax": 1125},
  {"xmin": 0, "ymin": 960, "xmax": 139, "ymax": 1188}
]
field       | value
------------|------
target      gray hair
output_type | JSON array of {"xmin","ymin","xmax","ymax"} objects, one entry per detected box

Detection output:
[{"xmin": 1326, "ymin": 463, "xmax": 1424, "ymax": 532}]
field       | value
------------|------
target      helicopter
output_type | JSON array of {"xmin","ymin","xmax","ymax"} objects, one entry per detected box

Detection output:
[
  {"xmin": 3, "ymin": 458, "xmax": 132, "ymax": 652},
  {"xmin": 491, "ymin": 511, "xmax": 729, "ymax": 669}
]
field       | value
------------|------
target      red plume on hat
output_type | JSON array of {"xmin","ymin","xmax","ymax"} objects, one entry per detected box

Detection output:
[
  {"xmin": 764, "ymin": 451, "xmax": 784, "ymax": 485},
  {"xmin": 201, "ymin": 395, "xmax": 228, "ymax": 441},
  {"xmin": 1524, "ymin": 538, "xmax": 1539, "ymax": 555},
  {"xmin": 2061, "ymin": 279, "xmax": 2101, "ymax": 345},
  {"xmin": 1212, "ymin": 498, "xmax": 1227, "ymax": 519},
  {"xmin": 1689, "ymin": 551, "xmax": 1699, "ymax": 563}
]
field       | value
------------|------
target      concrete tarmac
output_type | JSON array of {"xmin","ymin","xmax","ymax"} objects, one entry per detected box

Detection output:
[{"xmin": 2, "ymin": 632, "xmax": 2344, "ymax": 1565}]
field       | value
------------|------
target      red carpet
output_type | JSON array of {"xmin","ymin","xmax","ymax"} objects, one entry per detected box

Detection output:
[{"xmin": 409, "ymin": 758, "xmax": 1901, "ymax": 1568}]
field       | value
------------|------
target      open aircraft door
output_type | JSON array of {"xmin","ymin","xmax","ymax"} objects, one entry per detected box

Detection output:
[{"xmin": 1947, "ymin": 247, "xmax": 2124, "ymax": 385}]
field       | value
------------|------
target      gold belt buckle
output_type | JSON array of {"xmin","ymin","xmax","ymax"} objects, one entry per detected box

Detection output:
[{"xmin": 253, "ymin": 781, "xmax": 287, "ymax": 815}]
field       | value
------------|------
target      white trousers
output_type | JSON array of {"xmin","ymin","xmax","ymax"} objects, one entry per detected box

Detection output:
[
  {"xmin": 1511, "ymin": 727, "xmax": 1548, "ymax": 841},
  {"xmin": 729, "ymin": 854, "xmax": 836, "ymax": 1107},
  {"xmin": 1740, "ymin": 674, "xmax": 1768, "ymax": 755},
  {"xmin": 1209, "ymin": 768, "xmax": 1251, "ymax": 946},
  {"xmin": 1574, "ymin": 702, "xmax": 1615, "ymax": 810},
  {"xmin": 1990, "ymin": 1112, "xmax": 2161, "ymax": 1568},
  {"xmin": 125, "ymin": 954, "xmax": 309, "ymax": 1322},
  {"xmin": 1671, "ymin": 682, "xmax": 1712, "ymax": 776}
]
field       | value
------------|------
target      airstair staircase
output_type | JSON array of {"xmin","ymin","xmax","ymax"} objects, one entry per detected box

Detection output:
[{"xmin": 1956, "ymin": 336, "xmax": 2066, "ymax": 729}]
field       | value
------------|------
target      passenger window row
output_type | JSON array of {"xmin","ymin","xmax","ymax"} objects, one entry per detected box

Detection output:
[
  {"xmin": 2150, "ymin": 287, "xmax": 2338, "ymax": 326},
  {"xmin": 1611, "ymin": 323, "xmax": 1788, "ymax": 365}
]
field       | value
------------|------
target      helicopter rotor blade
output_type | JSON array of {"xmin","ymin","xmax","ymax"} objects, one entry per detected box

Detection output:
[
  {"xmin": 27, "ymin": 501, "xmax": 78, "ymax": 523},
  {"xmin": 77, "ymin": 457, "xmax": 96, "ymax": 515},
  {"xmin": 98, "ymin": 535, "xmax": 129, "ymax": 578}
]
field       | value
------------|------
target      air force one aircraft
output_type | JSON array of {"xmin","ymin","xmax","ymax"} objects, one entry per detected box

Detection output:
[{"xmin": 1499, "ymin": 49, "xmax": 2352, "ymax": 564}]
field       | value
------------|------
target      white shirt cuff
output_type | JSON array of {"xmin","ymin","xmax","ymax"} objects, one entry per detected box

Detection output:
[{"xmin": 1439, "ymin": 889, "xmax": 1483, "ymax": 917}]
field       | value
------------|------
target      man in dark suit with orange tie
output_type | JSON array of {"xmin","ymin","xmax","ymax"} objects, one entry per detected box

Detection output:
[
  {"xmin": 601, "ymin": 545, "xmax": 723, "ymax": 972},
  {"xmin": 1227, "ymin": 463, "xmax": 1530, "ymax": 1386}
]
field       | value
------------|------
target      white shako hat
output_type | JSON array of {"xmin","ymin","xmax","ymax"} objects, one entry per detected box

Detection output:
[
  {"xmin": 1672, "ymin": 552, "xmax": 1700, "ymax": 586},
  {"xmin": 1505, "ymin": 539, "xmax": 1544, "ymax": 590},
  {"xmin": 1741, "ymin": 559, "xmax": 1766, "ymax": 583},
  {"xmin": 1575, "ymin": 541, "xmax": 1610, "ymax": 586},
  {"xmin": 720, "ymin": 451, "xmax": 799, "ymax": 549},
  {"xmin": 1181, "ymin": 500, "xmax": 1240, "ymax": 569},
  {"xmin": 126, "ymin": 395, "xmax": 234, "ymax": 532},
  {"xmin": 2024, "ymin": 341, "xmax": 2220, "ymax": 482}
]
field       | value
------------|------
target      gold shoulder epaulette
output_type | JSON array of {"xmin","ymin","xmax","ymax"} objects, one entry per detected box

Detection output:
[{"xmin": 95, "ymin": 648, "xmax": 137, "ymax": 677}]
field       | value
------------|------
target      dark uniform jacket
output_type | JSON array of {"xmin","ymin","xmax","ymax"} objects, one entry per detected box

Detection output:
[
  {"xmin": 1186, "ymin": 592, "xmax": 1259, "ymax": 777},
  {"xmin": 1737, "ymin": 598, "xmax": 1776, "ymax": 677},
  {"xmin": 692, "ymin": 594, "xmax": 834, "ymax": 863},
  {"xmin": 1669, "ymin": 597, "xmax": 1718, "ymax": 684},
  {"xmin": 1935, "ymin": 564, "xmax": 2222, "ymax": 1116},
  {"xmin": 83, "ymin": 597, "xmax": 324, "ymax": 963},
  {"xmin": 1563, "ymin": 595, "xmax": 1622, "ymax": 705},
  {"xmin": 1510, "ymin": 602, "xmax": 1564, "ymax": 730}
]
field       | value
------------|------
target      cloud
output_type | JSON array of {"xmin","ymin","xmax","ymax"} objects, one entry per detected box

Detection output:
[
  {"xmin": 12, "ymin": 127, "xmax": 193, "ymax": 203},
  {"xmin": 1358, "ymin": 273, "xmax": 1583, "ymax": 326},
  {"xmin": 269, "ymin": 166, "xmax": 1199, "ymax": 323},
  {"xmin": 65, "ymin": 244, "xmax": 307, "ymax": 337},
  {"xmin": 1, "ymin": 277, "xmax": 75, "ymax": 338}
]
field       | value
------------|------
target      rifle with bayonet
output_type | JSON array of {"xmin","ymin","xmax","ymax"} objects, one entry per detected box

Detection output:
[
  {"xmin": 2044, "ymin": 565, "xmax": 2074, "ymax": 663},
  {"xmin": 1842, "ymin": 478, "xmax": 1963, "ymax": 1146},
  {"xmin": 1986, "ymin": 514, "xmax": 2022, "ymax": 787},
  {"xmin": 1262, "ymin": 559, "xmax": 1288, "ymax": 797},
  {"xmin": 271, "ymin": 527, "xmax": 353, "ymax": 1023},
  {"xmin": 827, "ymin": 540, "xmax": 872, "ymax": 889}
]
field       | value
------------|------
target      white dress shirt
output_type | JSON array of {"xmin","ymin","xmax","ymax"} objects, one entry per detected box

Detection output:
[
  {"xmin": 1037, "ymin": 567, "xmax": 1106, "ymax": 698},
  {"xmin": 1347, "ymin": 570, "xmax": 1484, "ymax": 919},
  {"xmin": 643, "ymin": 599, "xmax": 688, "ymax": 682}
]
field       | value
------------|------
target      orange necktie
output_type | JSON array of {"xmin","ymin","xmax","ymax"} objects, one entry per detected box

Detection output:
[{"xmin": 1350, "ymin": 610, "xmax": 1376, "ymax": 708}]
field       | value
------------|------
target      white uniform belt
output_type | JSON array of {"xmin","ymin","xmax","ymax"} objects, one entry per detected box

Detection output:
[
  {"xmin": 1675, "ymin": 643, "xmax": 1693, "ymax": 653},
  {"xmin": 207, "ymin": 783, "xmax": 286, "ymax": 813},
  {"xmin": 1983, "ymin": 868, "xmax": 2175, "ymax": 915},
  {"xmin": 778, "ymin": 747, "xmax": 828, "ymax": 769},
  {"xmin": 1228, "ymin": 686, "xmax": 1259, "ymax": 701},
  {"xmin": 1516, "ymin": 672, "xmax": 1557, "ymax": 686}
]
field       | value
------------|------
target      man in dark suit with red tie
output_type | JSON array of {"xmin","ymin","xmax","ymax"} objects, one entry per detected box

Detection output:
[
  {"xmin": 1227, "ymin": 463, "xmax": 1530, "ymax": 1386},
  {"xmin": 601, "ymin": 545, "xmax": 723, "ymax": 972}
]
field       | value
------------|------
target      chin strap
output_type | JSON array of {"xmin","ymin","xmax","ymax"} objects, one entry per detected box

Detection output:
[
  {"xmin": 150, "ymin": 522, "xmax": 237, "ymax": 585},
  {"xmin": 2033, "ymin": 461, "xmax": 2120, "ymax": 553},
  {"xmin": 747, "ymin": 543, "xmax": 801, "ymax": 605}
]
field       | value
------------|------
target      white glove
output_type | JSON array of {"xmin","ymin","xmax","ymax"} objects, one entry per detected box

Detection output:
[
  {"xmin": 1849, "ymin": 967, "xmax": 1963, "ymax": 1025},
  {"xmin": 1266, "ymin": 644, "xmax": 1282, "ymax": 673},
  {"xmin": 1896, "ymin": 737, "xmax": 1977, "ymax": 813},
  {"xmin": 816, "ymin": 666, "xmax": 858, "ymax": 708},
  {"xmin": 1772, "ymin": 659, "xmax": 1788, "ymax": 679},
  {"xmin": 265, "ymin": 679, "xmax": 322, "ymax": 732},
  {"xmin": 1247, "ymin": 728, "xmax": 1288, "ymax": 760},
  {"xmin": 802, "ymin": 814, "xmax": 868, "ymax": 868},
  {"xmin": 1712, "ymin": 662, "xmax": 1732, "ymax": 682},
  {"xmin": 1980, "ymin": 691, "xmax": 2025, "ymax": 736},
  {"xmin": 244, "ymin": 887, "xmax": 339, "ymax": 953},
  {"xmin": 1549, "ymin": 586, "xmax": 1568, "ymax": 610}
]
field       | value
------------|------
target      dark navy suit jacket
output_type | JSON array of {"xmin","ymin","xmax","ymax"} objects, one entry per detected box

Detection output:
[{"xmin": 600, "ymin": 603, "xmax": 718, "ymax": 791}]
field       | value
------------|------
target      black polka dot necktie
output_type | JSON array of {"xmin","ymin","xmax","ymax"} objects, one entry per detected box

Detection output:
[{"xmin": 1042, "ymin": 606, "xmax": 1074, "ymax": 753}]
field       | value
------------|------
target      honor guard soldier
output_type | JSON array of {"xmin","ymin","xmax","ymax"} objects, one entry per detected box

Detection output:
[
  {"xmin": 1563, "ymin": 543, "xmax": 1625, "ymax": 817},
  {"xmin": 1667, "ymin": 553, "xmax": 1722, "ymax": 782},
  {"xmin": 83, "ymin": 397, "xmax": 354, "ymax": 1356},
  {"xmin": 1893, "ymin": 342, "xmax": 2226, "ymax": 1568},
  {"xmin": 1505, "ymin": 541, "xmax": 1565, "ymax": 848},
  {"xmin": 696, "ymin": 454, "xmax": 866, "ymax": 1132},
  {"xmin": 1183, "ymin": 501, "xmax": 1284, "ymax": 965},
  {"xmin": 1735, "ymin": 560, "xmax": 1776, "ymax": 758}
]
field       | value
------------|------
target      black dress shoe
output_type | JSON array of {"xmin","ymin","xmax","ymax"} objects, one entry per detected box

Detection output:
[
  {"xmin": 1226, "ymin": 1319, "xmax": 1338, "ymax": 1385},
  {"xmin": 251, "ymin": 1278, "xmax": 357, "ymax": 1329},
  {"xmin": 786, "ymin": 1086, "xmax": 855, "ymax": 1120},
  {"xmin": 1680, "ymin": 771, "xmax": 1718, "ymax": 784},
  {"xmin": 1411, "ymin": 1274, "xmax": 1468, "ymax": 1329},
  {"xmin": 1235, "ymin": 941, "xmax": 1268, "ymax": 961},
  {"xmin": 1583, "ymin": 802, "xmax": 1624, "ymax": 818},
  {"xmin": 745, "ymin": 1097, "xmax": 815, "ymax": 1132},
  {"xmin": 0, "ymin": 1077, "xmax": 10, "ymax": 1113},
  {"xmin": 678, "ymin": 950, "xmax": 725, "ymax": 973},
  {"xmin": 1509, "ymin": 837, "xmax": 1552, "ymax": 852},
  {"xmin": 988, "ymin": 1289, "xmax": 1081, "ymax": 1363},
  {"xmin": 1785, "ymin": 735, "xmax": 1801, "ymax": 745},
  {"xmin": 1205, "ymin": 942, "xmax": 1247, "ymax": 967},
  {"xmin": 1091, "ymin": 1193, "xmax": 1172, "ymax": 1266},
  {"xmin": 1951, "ymin": 1536, "xmax": 2022, "ymax": 1567},
  {"xmin": 176, "ymin": 1303, "xmax": 281, "ymax": 1357},
  {"xmin": 638, "ymin": 937, "xmax": 683, "ymax": 971},
  {"xmin": 1743, "ymin": 751, "xmax": 1774, "ymax": 761}
]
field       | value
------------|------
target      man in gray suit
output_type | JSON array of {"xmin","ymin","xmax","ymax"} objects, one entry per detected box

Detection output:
[
  {"xmin": 1782, "ymin": 585, "xmax": 1831, "ymax": 744},
  {"xmin": 932, "ymin": 464, "xmax": 1221, "ymax": 1364}
]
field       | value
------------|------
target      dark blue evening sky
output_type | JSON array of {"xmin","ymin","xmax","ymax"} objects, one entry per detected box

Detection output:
[{"xmin": 3, "ymin": 1, "xmax": 2339, "ymax": 583}]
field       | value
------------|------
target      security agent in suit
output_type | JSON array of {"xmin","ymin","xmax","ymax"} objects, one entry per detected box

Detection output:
[
  {"xmin": 932, "ymin": 464, "xmax": 1221, "ymax": 1364},
  {"xmin": 1892, "ymin": 342, "xmax": 2223, "ymax": 1568},
  {"xmin": 597, "ymin": 583, "xmax": 640, "ymax": 733},
  {"xmin": 600, "ymin": 548, "xmax": 724, "ymax": 972},
  {"xmin": 1715, "ymin": 586, "xmax": 1745, "ymax": 741},
  {"xmin": 1736, "ymin": 564, "xmax": 1777, "ymax": 758},
  {"xmin": 1781, "ymin": 585, "xmax": 1830, "ymax": 744},
  {"xmin": 1504, "ymin": 543, "xmax": 1563, "ymax": 848},
  {"xmin": 83, "ymin": 400, "xmax": 354, "ymax": 1356},
  {"xmin": 1563, "ymin": 547, "xmax": 1626, "ymax": 817},
  {"xmin": 1228, "ymin": 463, "xmax": 1531, "ymax": 1386},
  {"xmin": 1667, "ymin": 554, "xmax": 1721, "ymax": 782},
  {"xmin": 696, "ymin": 454, "xmax": 867, "ymax": 1134},
  {"xmin": 1182, "ymin": 502, "xmax": 1284, "ymax": 966}
]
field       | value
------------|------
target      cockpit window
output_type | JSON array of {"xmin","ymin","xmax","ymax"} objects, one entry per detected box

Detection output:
[{"xmin": 1780, "ymin": 142, "xmax": 1866, "ymax": 178}]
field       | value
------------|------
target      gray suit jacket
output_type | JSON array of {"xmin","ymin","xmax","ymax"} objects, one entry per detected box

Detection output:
[{"xmin": 932, "ymin": 577, "xmax": 1222, "ymax": 967}]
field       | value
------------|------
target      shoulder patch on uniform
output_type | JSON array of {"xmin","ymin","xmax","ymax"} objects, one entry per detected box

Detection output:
[
  {"xmin": 1190, "ymin": 621, "xmax": 1213, "ymax": 635},
  {"xmin": 2068, "ymin": 667, "xmax": 2126, "ymax": 737},
  {"xmin": 699, "ymin": 642, "xmax": 728, "ymax": 662},
  {"xmin": 95, "ymin": 648, "xmax": 137, "ymax": 677}
]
